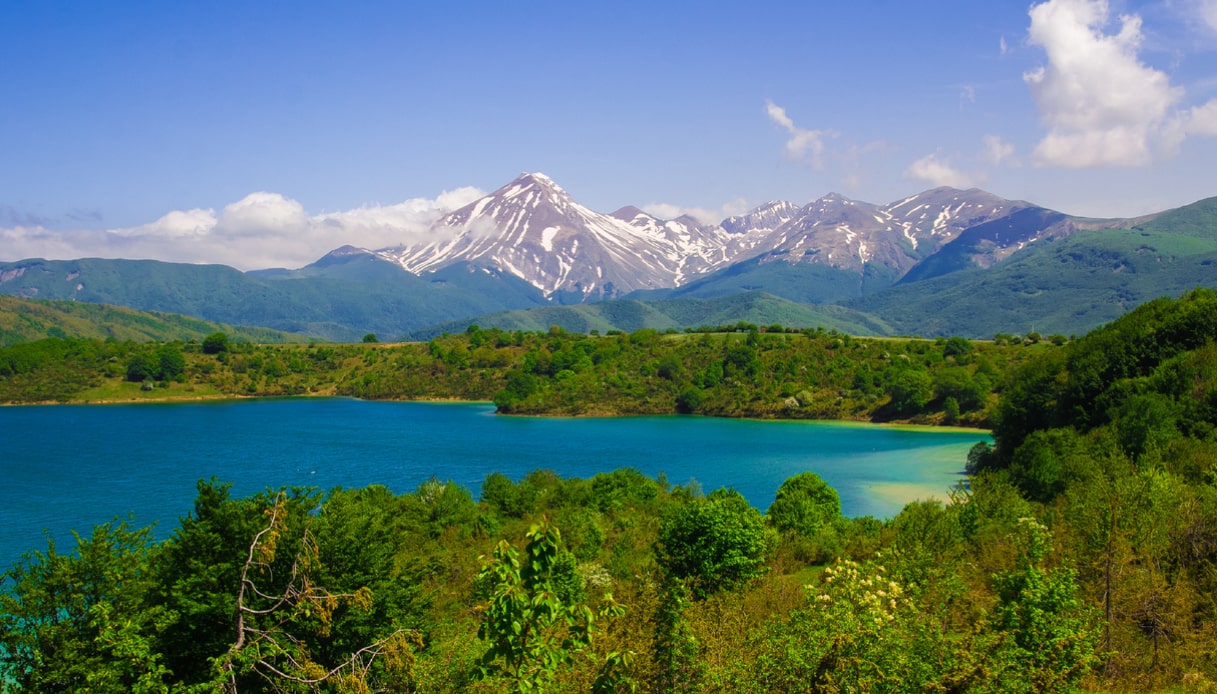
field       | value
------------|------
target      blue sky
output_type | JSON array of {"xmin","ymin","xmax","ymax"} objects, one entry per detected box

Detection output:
[{"xmin": 3, "ymin": 0, "xmax": 1216, "ymax": 269}]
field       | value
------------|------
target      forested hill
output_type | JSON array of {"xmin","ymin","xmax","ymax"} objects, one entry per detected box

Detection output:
[
  {"xmin": 0, "ymin": 322, "xmax": 1051, "ymax": 427},
  {"xmin": 0, "ymin": 295, "xmax": 309, "ymax": 347},
  {"xmin": 981, "ymin": 285, "xmax": 1217, "ymax": 495}
]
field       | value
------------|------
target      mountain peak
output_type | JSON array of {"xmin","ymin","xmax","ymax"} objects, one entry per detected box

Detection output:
[
  {"xmin": 490, "ymin": 172, "xmax": 575, "ymax": 210},
  {"xmin": 509, "ymin": 171, "xmax": 563, "ymax": 192}
]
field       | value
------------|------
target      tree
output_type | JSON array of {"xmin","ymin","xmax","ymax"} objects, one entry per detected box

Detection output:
[
  {"xmin": 213, "ymin": 492, "xmax": 420, "ymax": 693},
  {"xmin": 752, "ymin": 555, "xmax": 972, "ymax": 693},
  {"xmin": 942, "ymin": 336, "xmax": 974, "ymax": 360},
  {"xmin": 943, "ymin": 396, "xmax": 961, "ymax": 424},
  {"xmin": 154, "ymin": 343, "xmax": 185, "ymax": 381},
  {"xmin": 888, "ymin": 369, "xmax": 932, "ymax": 416},
  {"xmin": 675, "ymin": 385, "xmax": 704, "ymax": 414},
  {"xmin": 651, "ymin": 580, "xmax": 701, "ymax": 692},
  {"xmin": 989, "ymin": 517, "xmax": 1100, "ymax": 692},
  {"xmin": 126, "ymin": 354, "xmax": 154, "ymax": 382},
  {"xmin": 767, "ymin": 472, "xmax": 841, "ymax": 537},
  {"xmin": 362, "ymin": 333, "xmax": 379, "ymax": 344},
  {"xmin": 202, "ymin": 332, "xmax": 230, "ymax": 355},
  {"xmin": 0, "ymin": 521, "xmax": 170, "ymax": 693},
  {"xmin": 151, "ymin": 481, "xmax": 319, "ymax": 686},
  {"xmin": 657, "ymin": 488, "xmax": 771, "ymax": 598},
  {"xmin": 474, "ymin": 519, "xmax": 630, "ymax": 692}
]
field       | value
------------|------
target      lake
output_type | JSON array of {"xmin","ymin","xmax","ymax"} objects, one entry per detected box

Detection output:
[{"xmin": 0, "ymin": 398, "xmax": 988, "ymax": 570}]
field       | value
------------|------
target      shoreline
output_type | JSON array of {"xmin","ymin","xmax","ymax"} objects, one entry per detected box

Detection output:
[{"xmin": 0, "ymin": 391, "xmax": 993, "ymax": 433}]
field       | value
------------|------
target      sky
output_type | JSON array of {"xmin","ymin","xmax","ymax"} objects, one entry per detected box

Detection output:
[{"xmin": 2, "ymin": 0, "xmax": 1216, "ymax": 270}]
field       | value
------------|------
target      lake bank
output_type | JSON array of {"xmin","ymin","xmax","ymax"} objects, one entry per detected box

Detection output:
[{"xmin": 2, "ymin": 386, "xmax": 992, "ymax": 432}]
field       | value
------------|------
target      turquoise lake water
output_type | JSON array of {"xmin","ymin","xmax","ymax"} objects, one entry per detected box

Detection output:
[{"xmin": 0, "ymin": 398, "xmax": 988, "ymax": 570}]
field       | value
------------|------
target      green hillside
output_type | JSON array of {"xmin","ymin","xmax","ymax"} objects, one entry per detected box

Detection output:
[
  {"xmin": 0, "ymin": 256, "xmax": 549, "ymax": 341},
  {"xmin": 629, "ymin": 255, "xmax": 900, "ymax": 305},
  {"xmin": 848, "ymin": 196, "xmax": 1217, "ymax": 338},
  {"xmin": 851, "ymin": 230, "xmax": 1217, "ymax": 338},
  {"xmin": 408, "ymin": 291, "xmax": 893, "ymax": 339},
  {"xmin": 0, "ymin": 296, "xmax": 308, "ymax": 347}
]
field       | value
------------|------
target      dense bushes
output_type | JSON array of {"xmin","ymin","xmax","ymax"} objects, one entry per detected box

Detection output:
[
  {"xmin": 5, "ymin": 462, "xmax": 1185, "ymax": 692},
  {"xmin": 1, "ymin": 327, "xmax": 1046, "ymax": 426}
]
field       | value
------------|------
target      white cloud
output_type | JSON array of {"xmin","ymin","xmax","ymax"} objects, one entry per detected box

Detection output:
[
  {"xmin": 1183, "ymin": 100, "xmax": 1217, "ymax": 136},
  {"xmin": 119, "ymin": 208, "xmax": 218, "ymax": 239},
  {"xmin": 1022, "ymin": 0, "xmax": 1217, "ymax": 167},
  {"xmin": 1000, "ymin": 35, "xmax": 1010, "ymax": 56},
  {"xmin": 903, "ymin": 153, "xmax": 981, "ymax": 188},
  {"xmin": 765, "ymin": 100, "xmax": 835, "ymax": 168},
  {"xmin": 982, "ymin": 135, "xmax": 1016, "ymax": 166},
  {"xmin": 1199, "ymin": 0, "xmax": 1217, "ymax": 32},
  {"xmin": 0, "ymin": 187, "xmax": 485, "ymax": 271}
]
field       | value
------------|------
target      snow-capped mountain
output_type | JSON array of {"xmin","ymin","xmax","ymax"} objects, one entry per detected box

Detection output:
[
  {"xmin": 881, "ymin": 187, "xmax": 1028, "ymax": 254},
  {"xmin": 375, "ymin": 173, "xmax": 743, "ymax": 301},
  {"xmin": 737, "ymin": 187, "xmax": 1037, "ymax": 277},
  {"xmin": 327, "ymin": 172, "xmax": 1092, "ymax": 304}
]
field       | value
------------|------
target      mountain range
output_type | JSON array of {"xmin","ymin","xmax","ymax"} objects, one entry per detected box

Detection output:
[{"xmin": 2, "ymin": 172, "xmax": 1215, "ymax": 340}]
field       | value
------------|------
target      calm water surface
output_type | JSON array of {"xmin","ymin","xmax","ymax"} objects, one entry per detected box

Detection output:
[{"xmin": 1, "ymin": 398, "xmax": 987, "ymax": 569}]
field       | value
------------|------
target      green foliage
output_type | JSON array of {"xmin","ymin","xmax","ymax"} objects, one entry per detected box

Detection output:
[
  {"xmin": 126, "ymin": 353, "xmax": 155, "ymax": 382},
  {"xmin": 651, "ymin": 581, "xmax": 701, "ymax": 692},
  {"xmin": 989, "ymin": 518, "xmax": 1101, "ymax": 693},
  {"xmin": 0, "ymin": 521, "xmax": 169, "ymax": 693},
  {"xmin": 657, "ymin": 489, "xmax": 771, "ymax": 598},
  {"xmin": 994, "ymin": 287, "xmax": 1217, "ymax": 473},
  {"xmin": 887, "ymin": 368, "xmax": 933, "ymax": 416},
  {"xmin": 474, "ymin": 519, "xmax": 629, "ymax": 692},
  {"xmin": 2, "ymin": 453, "xmax": 1217, "ymax": 691},
  {"xmin": 752, "ymin": 556, "xmax": 971, "ymax": 693},
  {"xmin": 766, "ymin": 471, "xmax": 841, "ymax": 537},
  {"xmin": 2, "ymin": 325, "xmax": 1034, "ymax": 427},
  {"xmin": 201, "ymin": 331, "xmax": 230, "ymax": 354},
  {"xmin": 154, "ymin": 343, "xmax": 185, "ymax": 380}
]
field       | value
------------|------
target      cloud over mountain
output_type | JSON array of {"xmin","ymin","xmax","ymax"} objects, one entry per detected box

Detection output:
[{"xmin": 1, "ymin": 188, "xmax": 484, "ymax": 270}]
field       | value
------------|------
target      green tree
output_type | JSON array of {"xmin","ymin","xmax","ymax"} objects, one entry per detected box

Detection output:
[
  {"xmin": 989, "ymin": 517, "xmax": 1100, "ymax": 693},
  {"xmin": 651, "ymin": 580, "xmax": 701, "ymax": 693},
  {"xmin": 150, "ymin": 481, "xmax": 320, "ymax": 686},
  {"xmin": 209, "ymin": 492, "xmax": 419, "ymax": 692},
  {"xmin": 888, "ymin": 369, "xmax": 932, "ymax": 416},
  {"xmin": 943, "ymin": 396, "xmax": 961, "ymax": 424},
  {"xmin": 474, "ymin": 519, "xmax": 629, "ymax": 692},
  {"xmin": 126, "ymin": 353, "xmax": 154, "ymax": 382},
  {"xmin": 0, "ymin": 521, "xmax": 170, "ymax": 693},
  {"xmin": 202, "ymin": 332, "xmax": 230, "ymax": 355},
  {"xmin": 675, "ymin": 385, "xmax": 704, "ymax": 414},
  {"xmin": 154, "ymin": 343, "xmax": 185, "ymax": 381},
  {"xmin": 753, "ymin": 556, "xmax": 971, "ymax": 693},
  {"xmin": 767, "ymin": 471, "xmax": 841, "ymax": 537},
  {"xmin": 362, "ymin": 333, "xmax": 379, "ymax": 343},
  {"xmin": 657, "ymin": 488, "xmax": 771, "ymax": 598}
]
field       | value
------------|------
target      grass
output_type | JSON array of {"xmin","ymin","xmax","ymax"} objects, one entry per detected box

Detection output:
[{"xmin": 75, "ymin": 378, "xmax": 229, "ymax": 403}]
